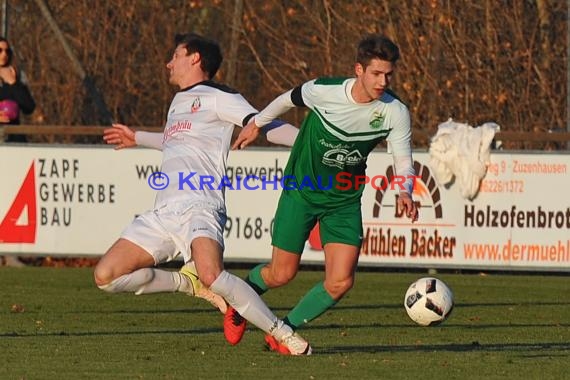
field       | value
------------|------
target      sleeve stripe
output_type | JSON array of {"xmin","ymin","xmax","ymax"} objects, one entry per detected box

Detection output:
[
  {"xmin": 242, "ymin": 112, "xmax": 257, "ymax": 127},
  {"xmin": 291, "ymin": 85, "xmax": 305, "ymax": 107},
  {"xmin": 259, "ymin": 119, "xmax": 286, "ymax": 135}
]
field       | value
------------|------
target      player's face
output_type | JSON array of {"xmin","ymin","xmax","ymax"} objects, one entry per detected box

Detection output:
[
  {"xmin": 0, "ymin": 41, "xmax": 10, "ymax": 67},
  {"xmin": 166, "ymin": 45, "xmax": 196, "ymax": 87},
  {"xmin": 354, "ymin": 58, "xmax": 394, "ymax": 102}
]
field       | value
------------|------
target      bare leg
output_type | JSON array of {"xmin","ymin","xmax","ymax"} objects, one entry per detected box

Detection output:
[
  {"xmin": 322, "ymin": 243, "xmax": 359, "ymax": 299},
  {"xmin": 282, "ymin": 243, "xmax": 359, "ymax": 330},
  {"xmin": 260, "ymin": 247, "xmax": 302, "ymax": 288},
  {"xmin": 94, "ymin": 238, "xmax": 189, "ymax": 294}
]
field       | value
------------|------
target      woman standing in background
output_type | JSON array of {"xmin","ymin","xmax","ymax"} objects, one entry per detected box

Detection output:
[
  {"xmin": 0, "ymin": 37, "xmax": 36, "ymax": 267},
  {"xmin": 0, "ymin": 37, "xmax": 35, "ymax": 143}
]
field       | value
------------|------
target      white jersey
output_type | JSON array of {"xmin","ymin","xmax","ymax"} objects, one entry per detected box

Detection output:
[{"xmin": 155, "ymin": 81, "xmax": 257, "ymax": 211}]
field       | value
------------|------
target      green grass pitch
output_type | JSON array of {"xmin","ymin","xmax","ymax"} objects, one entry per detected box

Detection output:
[{"xmin": 0, "ymin": 267, "xmax": 568, "ymax": 379}]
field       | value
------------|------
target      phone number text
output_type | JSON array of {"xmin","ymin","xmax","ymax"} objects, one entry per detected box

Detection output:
[
  {"xmin": 479, "ymin": 179, "xmax": 524, "ymax": 193},
  {"xmin": 224, "ymin": 216, "xmax": 274, "ymax": 240}
]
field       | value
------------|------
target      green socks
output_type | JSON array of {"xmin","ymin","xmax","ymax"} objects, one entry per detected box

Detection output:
[
  {"xmin": 245, "ymin": 263, "xmax": 269, "ymax": 295},
  {"xmin": 246, "ymin": 265, "xmax": 338, "ymax": 331},
  {"xmin": 284, "ymin": 281, "xmax": 337, "ymax": 330}
]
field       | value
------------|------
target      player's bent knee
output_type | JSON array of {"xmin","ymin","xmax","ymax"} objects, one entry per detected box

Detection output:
[
  {"xmin": 325, "ymin": 278, "xmax": 354, "ymax": 299},
  {"xmin": 199, "ymin": 271, "xmax": 220, "ymax": 288},
  {"xmin": 93, "ymin": 263, "xmax": 129, "ymax": 289},
  {"xmin": 269, "ymin": 269, "xmax": 297, "ymax": 287},
  {"xmin": 93, "ymin": 264, "xmax": 114, "ymax": 288}
]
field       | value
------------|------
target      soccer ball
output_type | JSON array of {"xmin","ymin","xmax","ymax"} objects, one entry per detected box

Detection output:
[{"xmin": 404, "ymin": 277, "xmax": 454, "ymax": 326}]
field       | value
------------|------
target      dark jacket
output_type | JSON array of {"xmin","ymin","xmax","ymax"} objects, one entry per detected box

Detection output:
[
  {"xmin": 0, "ymin": 77, "xmax": 36, "ymax": 124},
  {"xmin": 1, "ymin": 72, "xmax": 36, "ymax": 142}
]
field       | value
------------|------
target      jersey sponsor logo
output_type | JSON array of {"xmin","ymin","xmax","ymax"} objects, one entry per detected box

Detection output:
[
  {"xmin": 369, "ymin": 111, "xmax": 385, "ymax": 129},
  {"xmin": 318, "ymin": 139, "xmax": 351, "ymax": 149},
  {"xmin": 322, "ymin": 148, "xmax": 364, "ymax": 168},
  {"xmin": 163, "ymin": 120, "xmax": 192, "ymax": 143}
]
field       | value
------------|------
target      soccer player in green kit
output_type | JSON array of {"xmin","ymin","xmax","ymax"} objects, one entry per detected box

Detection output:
[{"xmin": 227, "ymin": 34, "xmax": 419, "ymax": 354}]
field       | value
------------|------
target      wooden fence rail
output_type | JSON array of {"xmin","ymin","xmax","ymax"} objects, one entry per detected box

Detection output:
[
  {"xmin": 2, "ymin": 125, "xmax": 570, "ymax": 149},
  {"xmin": 0, "ymin": 125, "xmax": 162, "ymax": 142}
]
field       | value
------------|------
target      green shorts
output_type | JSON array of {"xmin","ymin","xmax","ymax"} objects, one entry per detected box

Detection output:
[{"xmin": 271, "ymin": 192, "xmax": 363, "ymax": 254}]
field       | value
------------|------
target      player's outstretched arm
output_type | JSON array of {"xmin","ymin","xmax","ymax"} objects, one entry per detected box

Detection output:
[
  {"xmin": 103, "ymin": 124, "xmax": 137, "ymax": 150},
  {"xmin": 232, "ymin": 119, "xmax": 260, "ymax": 150},
  {"xmin": 232, "ymin": 89, "xmax": 297, "ymax": 150}
]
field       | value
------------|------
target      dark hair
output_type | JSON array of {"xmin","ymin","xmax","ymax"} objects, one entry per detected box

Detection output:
[
  {"xmin": 356, "ymin": 34, "xmax": 399, "ymax": 68},
  {"xmin": 174, "ymin": 33, "xmax": 222, "ymax": 79},
  {"xmin": 0, "ymin": 37, "xmax": 13, "ymax": 66}
]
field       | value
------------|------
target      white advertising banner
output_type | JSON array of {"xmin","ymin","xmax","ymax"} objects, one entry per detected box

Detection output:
[
  {"xmin": 0, "ymin": 146, "xmax": 161, "ymax": 255},
  {"xmin": 1, "ymin": 145, "xmax": 568, "ymax": 272}
]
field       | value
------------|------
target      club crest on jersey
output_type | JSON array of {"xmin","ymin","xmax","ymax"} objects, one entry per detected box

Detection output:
[
  {"xmin": 191, "ymin": 97, "xmax": 201, "ymax": 113},
  {"xmin": 369, "ymin": 111, "xmax": 384, "ymax": 129}
]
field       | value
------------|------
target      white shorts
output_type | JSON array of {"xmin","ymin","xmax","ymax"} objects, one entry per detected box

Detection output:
[{"xmin": 121, "ymin": 203, "xmax": 227, "ymax": 265}]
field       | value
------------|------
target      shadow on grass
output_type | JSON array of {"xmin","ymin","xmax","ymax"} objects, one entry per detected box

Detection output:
[
  {"xmin": 49, "ymin": 301, "xmax": 569, "ymax": 315},
  {"xmin": 306, "ymin": 322, "xmax": 570, "ymax": 330},
  {"xmin": 317, "ymin": 341, "xmax": 570, "ymax": 354},
  {"xmin": 0, "ymin": 326, "xmax": 222, "ymax": 338},
  {"xmin": 69, "ymin": 307, "xmax": 224, "ymax": 314},
  {"xmin": 3, "ymin": 322, "xmax": 566, "ymax": 340},
  {"xmin": 328, "ymin": 301, "xmax": 570, "ymax": 311}
]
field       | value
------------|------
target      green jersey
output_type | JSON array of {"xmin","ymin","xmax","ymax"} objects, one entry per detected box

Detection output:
[
  {"xmin": 280, "ymin": 77, "xmax": 412, "ymax": 207},
  {"xmin": 255, "ymin": 76, "xmax": 413, "ymax": 208}
]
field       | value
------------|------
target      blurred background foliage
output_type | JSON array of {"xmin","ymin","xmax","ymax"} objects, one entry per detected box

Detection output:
[{"xmin": 6, "ymin": 0, "xmax": 567, "ymax": 148}]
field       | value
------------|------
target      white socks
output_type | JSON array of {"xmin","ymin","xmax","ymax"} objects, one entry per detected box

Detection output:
[
  {"xmin": 210, "ymin": 270, "xmax": 292, "ymax": 339},
  {"xmin": 99, "ymin": 268, "xmax": 293, "ymax": 340},
  {"xmin": 98, "ymin": 268, "xmax": 187, "ymax": 295}
]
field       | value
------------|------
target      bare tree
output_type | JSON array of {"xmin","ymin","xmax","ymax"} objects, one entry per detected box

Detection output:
[{"xmin": 5, "ymin": 0, "xmax": 566, "ymax": 148}]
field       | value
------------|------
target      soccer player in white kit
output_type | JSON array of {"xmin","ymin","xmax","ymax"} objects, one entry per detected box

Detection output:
[{"xmin": 94, "ymin": 33, "xmax": 311, "ymax": 355}]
